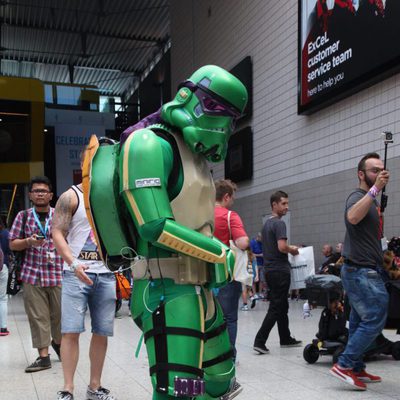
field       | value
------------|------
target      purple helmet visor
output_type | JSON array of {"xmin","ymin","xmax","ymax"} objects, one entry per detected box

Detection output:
[{"xmin": 178, "ymin": 81, "xmax": 242, "ymax": 119}]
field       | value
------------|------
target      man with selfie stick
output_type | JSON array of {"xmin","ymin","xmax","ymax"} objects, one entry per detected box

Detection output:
[
  {"xmin": 9, "ymin": 176, "xmax": 63, "ymax": 372},
  {"xmin": 330, "ymin": 148, "xmax": 391, "ymax": 391}
]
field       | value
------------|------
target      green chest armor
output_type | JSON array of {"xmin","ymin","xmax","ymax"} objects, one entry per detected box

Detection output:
[{"xmin": 134, "ymin": 125, "xmax": 216, "ymax": 284}]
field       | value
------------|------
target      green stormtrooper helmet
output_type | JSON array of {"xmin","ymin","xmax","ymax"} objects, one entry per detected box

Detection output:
[{"xmin": 161, "ymin": 65, "xmax": 248, "ymax": 162}]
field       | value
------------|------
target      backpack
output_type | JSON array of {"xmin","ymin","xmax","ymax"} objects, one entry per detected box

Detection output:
[
  {"xmin": 7, "ymin": 210, "xmax": 27, "ymax": 295},
  {"xmin": 82, "ymin": 126, "xmax": 180, "ymax": 272}
]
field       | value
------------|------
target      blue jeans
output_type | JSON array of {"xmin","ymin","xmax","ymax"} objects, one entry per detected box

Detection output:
[
  {"xmin": 216, "ymin": 280, "xmax": 242, "ymax": 359},
  {"xmin": 338, "ymin": 264, "xmax": 388, "ymax": 371},
  {"xmin": 61, "ymin": 271, "xmax": 116, "ymax": 336}
]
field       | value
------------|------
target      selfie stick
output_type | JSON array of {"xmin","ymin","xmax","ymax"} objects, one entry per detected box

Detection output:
[{"xmin": 380, "ymin": 131, "xmax": 393, "ymax": 213}]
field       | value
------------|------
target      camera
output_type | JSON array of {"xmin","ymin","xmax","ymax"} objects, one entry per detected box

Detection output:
[{"xmin": 383, "ymin": 131, "xmax": 393, "ymax": 143}]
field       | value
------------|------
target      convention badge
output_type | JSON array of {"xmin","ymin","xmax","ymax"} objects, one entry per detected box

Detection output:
[
  {"xmin": 381, "ymin": 237, "xmax": 388, "ymax": 252},
  {"xmin": 47, "ymin": 250, "xmax": 56, "ymax": 265}
]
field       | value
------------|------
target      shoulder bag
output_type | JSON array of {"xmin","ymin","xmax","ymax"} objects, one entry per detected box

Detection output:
[
  {"xmin": 227, "ymin": 211, "xmax": 252, "ymax": 285},
  {"xmin": 7, "ymin": 210, "xmax": 28, "ymax": 295}
]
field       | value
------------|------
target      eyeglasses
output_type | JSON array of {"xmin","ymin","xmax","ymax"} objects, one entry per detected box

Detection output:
[
  {"xmin": 364, "ymin": 168, "xmax": 384, "ymax": 174},
  {"xmin": 30, "ymin": 189, "xmax": 51, "ymax": 194}
]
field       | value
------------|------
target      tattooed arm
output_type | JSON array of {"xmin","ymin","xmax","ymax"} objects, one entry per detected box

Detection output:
[
  {"xmin": 52, "ymin": 188, "xmax": 76, "ymax": 266},
  {"xmin": 53, "ymin": 187, "xmax": 93, "ymax": 284}
]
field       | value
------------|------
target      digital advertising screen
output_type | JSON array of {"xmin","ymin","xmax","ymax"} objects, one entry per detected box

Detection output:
[{"xmin": 298, "ymin": 0, "xmax": 400, "ymax": 115}]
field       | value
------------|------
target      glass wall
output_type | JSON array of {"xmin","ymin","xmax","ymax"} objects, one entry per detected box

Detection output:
[{"xmin": 45, "ymin": 83, "xmax": 99, "ymax": 111}]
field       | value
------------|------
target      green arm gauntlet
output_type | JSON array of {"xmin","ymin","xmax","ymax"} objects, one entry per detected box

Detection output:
[
  {"xmin": 156, "ymin": 220, "xmax": 235, "ymax": 283},
  {"xmin": 156, "ymin": 219, "xmax": 225, "ymax": 263}
]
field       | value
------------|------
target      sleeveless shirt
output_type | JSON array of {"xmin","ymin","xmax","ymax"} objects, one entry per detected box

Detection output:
[{"xmin": 63, "ymin": 185, "xmax": 109, "ymax": 273}]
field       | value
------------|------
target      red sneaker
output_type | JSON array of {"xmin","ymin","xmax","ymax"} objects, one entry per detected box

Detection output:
[
  {"xmin": 354, "ymin": 369, "xmax": 382, "ymax": 383},
  {"xmin": 330, "ymin": 364, "xmax": 367, "ymax": 391},
  {"xmin": 0, "ymin": 328, "xmax": 10, "ymax": 336}
]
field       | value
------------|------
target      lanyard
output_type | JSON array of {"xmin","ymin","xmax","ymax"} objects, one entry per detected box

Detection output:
[{"xmin": 32, "ymin": 208, "xmax": 52, "ymax": 238}]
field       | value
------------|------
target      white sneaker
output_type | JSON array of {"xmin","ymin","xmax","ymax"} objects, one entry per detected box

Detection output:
[
  {"xmin": 220, "ymin": 378, "xmax": 243, "ymax": 399},
  {"xmin": 86, "ymin": 386, "xmax": 117, "ymax": 400},
  {"xmin": 240, "ymin": 304, "xmax": 249, "ymax": 311},
  {"xmin": 57, "ymin": 391, "xmax": 74, "ymax": 400}
]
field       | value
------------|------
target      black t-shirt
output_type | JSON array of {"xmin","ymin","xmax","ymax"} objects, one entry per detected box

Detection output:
[
  {"xmin": 37, "ymin": 211, "xmax": 48, "ymax": 224},
  {"xmin": 262, "ymin": 216, "xmax": 291, "ymax": 273},
  {"xmin": 342, "ymin": 189, "xmax": 383, "ymax": 267},
  {"xmin": 36, "ymin": 211, "xmax": 49, "ymax": 234}
]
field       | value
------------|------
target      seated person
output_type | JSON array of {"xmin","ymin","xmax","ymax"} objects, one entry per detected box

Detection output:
[
  {"xmin": 316, "ymin": 297, "xmax": 348, "ymax": 343},
  {"xmin": 319, "ymin": 243, "xmax": 342, "ymax": 274}
]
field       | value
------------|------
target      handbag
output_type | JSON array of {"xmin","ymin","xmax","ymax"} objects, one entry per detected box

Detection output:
[
  {"xmin": 227, "ymin": 211, "xmax": 252, "ymax": 285},
  {"xmin": 6, "ymin": 261, "xmax": 22, "ymax": 295},
  {"xmin": 288, "ymin": 246, "xmax": 315, "ymax": 290},
  {"xmin": 115, "ymin": 272, "xmax": 132, "ymax": 300}
]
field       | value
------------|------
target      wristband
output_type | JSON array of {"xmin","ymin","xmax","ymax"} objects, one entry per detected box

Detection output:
[
  {"xmin": 26, "ymin": 238, "xmax": 31, "ymax": 248},
  {"xmin": 368, "ymin": 185, "xmax": 379, "ymax": 199},
  {"xmin": 69, "ymin": 259, "xmax": 80, "ymax": 272}
]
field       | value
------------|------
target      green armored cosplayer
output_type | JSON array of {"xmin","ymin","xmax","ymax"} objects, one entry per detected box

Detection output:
[{"xmin": 82, "ymin": 65, "xmax": 248, "ymax": 399}]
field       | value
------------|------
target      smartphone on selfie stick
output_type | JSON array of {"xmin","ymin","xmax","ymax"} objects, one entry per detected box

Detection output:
[{"xmin": 380, "ymin": 131, "xmax": 393, "ymax": 214}]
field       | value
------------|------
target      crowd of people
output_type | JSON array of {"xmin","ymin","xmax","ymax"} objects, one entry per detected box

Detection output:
[
  {"xmin": 1, "ymin": 150, "xmax": 395, "ymax": 397},
  {"xmin": 0, "ymin": 62, "xmax": 396, "ymax": 398},
  {"xmin": 223, "ymin": 151, "xmax": 396, "ymax": 393}
]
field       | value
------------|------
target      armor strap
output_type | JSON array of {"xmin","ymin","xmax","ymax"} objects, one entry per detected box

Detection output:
[
  {"xmin": 152, "ymin": 303, "xmax": 169, "ymax": 393},
  {"xmin": 149, "ymin": 363, "xmax": 204, "ymax": 378},
  {"xmin": 144, "ymin": 326, "xmax": 204, "ymax": 343},
  {"xmin": 144, "ymin": 321, "xmax": 228, "ymax": 343},
  {"xmin": 204, "ymin": 321, "xmax": 227, "ymax": 341},
  {"xmin": 202, "ymin": 349, "xmax": 234, "ymax": 369}
]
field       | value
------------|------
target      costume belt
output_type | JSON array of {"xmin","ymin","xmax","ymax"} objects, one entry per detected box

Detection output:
[{"xmin": 131, "ymin": 256, "xmax": 209, "ymax": 285}]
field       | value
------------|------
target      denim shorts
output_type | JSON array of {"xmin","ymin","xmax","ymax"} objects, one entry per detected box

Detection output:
[{"xmin": 61, "ymin": 271, "xmax": 116, "ymax": 336}]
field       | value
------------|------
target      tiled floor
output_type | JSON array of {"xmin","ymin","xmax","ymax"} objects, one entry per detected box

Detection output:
[{"xmin": 1, "ymin": 293, "xmax": 400, "ymax": 400}]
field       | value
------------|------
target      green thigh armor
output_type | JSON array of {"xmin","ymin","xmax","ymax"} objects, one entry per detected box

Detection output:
[{"xmin": 131, "ymin": 278, "xmax": 235, "ymax": 399}]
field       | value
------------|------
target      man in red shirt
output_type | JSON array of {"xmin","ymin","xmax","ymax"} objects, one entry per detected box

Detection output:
[{"xmin": 214, "ymin": 179, "xmax": 249, "ymax": 362}]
